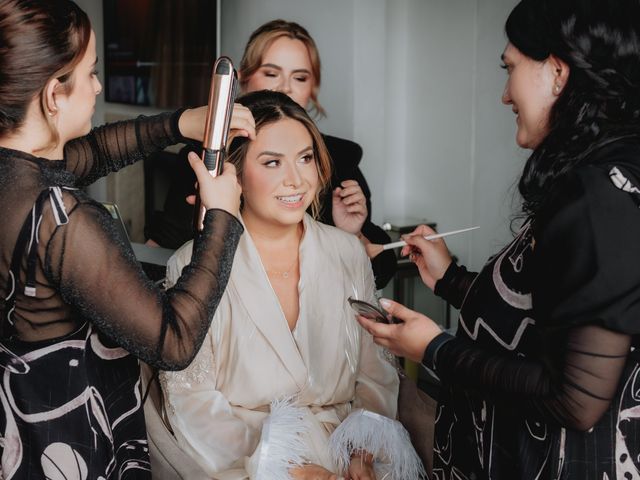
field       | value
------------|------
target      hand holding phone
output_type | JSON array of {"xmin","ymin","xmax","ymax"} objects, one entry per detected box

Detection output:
[{"xmin": 348, "ymin": 297, "xmax": 395, "ymax": 324}]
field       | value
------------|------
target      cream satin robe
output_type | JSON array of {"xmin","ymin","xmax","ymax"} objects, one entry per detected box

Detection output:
[{"xmin": 158, "ymin": 215, "xmax": 421, "ymax": 480}]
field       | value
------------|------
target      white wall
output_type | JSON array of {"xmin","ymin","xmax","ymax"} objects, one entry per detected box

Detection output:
[
  {"xmin": 471, "ymin": 0, "xmax": 527, "ymax": 266},
  {"xmin": 77, "ymin": 0, "xmax": 522, "ymax": 269},
  {"xmin": 391, "ymin": 0, "xmax": 522, "ymax": 268},
  {"xmin": 399, "ymin": 0, "xmax": 477, "ymax": 264}
]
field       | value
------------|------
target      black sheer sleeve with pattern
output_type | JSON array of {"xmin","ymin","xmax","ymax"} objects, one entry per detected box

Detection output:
[
  {"xmin": 63, "ymin": 110, "xmax": 185, "ymax": 186},
  {"xmin": 434, "ymin": 262, "xmax": 478, "ymax": 310},
  {"xmin": 45, "ymin": 202, "xmax": 242, "ymax": 371},
  {"xmin": 1, "ymin": 111, "xmax": 243, "ymax": 371},
  {"xmin": 425, "ymin": 156, "xmax": 640, "ymax": 431}
]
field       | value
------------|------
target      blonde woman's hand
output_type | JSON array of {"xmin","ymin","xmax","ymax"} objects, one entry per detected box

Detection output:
[
  {"xmin": 401, "ymin": 224, "xmax": 452, "ymax": 290},
  {"xmin": 332, "ymin": 180, "xmax": 367, "ymax": 235},
  {"xmin": 178, "ymin": 103, "xmax": 256, "ymax": 142},
  {"xmin": 187, "ymin": 154, "xmax": 241, "ymax": 216},
  {"xmin": 289, "ymin": 463, "xmax": 338, "ymax": 480}
]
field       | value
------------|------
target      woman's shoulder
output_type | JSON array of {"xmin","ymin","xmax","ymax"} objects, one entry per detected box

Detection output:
[
  {"xmin": 532, "ymin": 144, "xmax": 640, "ymax": 285},
  {"xmin": 541, "ymin": 139, "xmax": 640, "ymax": 219},
  {"xmin": 306, "ymin": 216, "xmax": 367, "ymax": 259},
  {"xmin": 568, "ymin": 137, "xmax": 640, "ymax": 188},
  {"xmin": 49, "ymin": 190, "xmax": 111, "ymax": 229},
  {"xmin": 532, "ymin": 139, "xmax": 640, "ymax": 333},
  {"xmin": 585, "ymin": 136, "xmax": 640, "ymax": 165},
  {"xmin": 576, "ymin": 139, "xmax": 640, "ymax": 207},
  {"xmin": 535, "ymin": 138, "xmax": 640, "ymax": 250},
  {"xmin": 305, "ymin": 219, "xmax": 373, "ymax": 290}
]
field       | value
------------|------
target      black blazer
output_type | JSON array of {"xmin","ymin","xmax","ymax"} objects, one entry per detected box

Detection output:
[{"xmin": 319, "ymin": 135, "xmax": 396, "ymax": 289}]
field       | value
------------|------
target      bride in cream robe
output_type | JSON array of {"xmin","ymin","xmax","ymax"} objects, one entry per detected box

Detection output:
[
  {"xmin": 161, "ymin": 215, "xmax": 419, "ymax": 480},
  {"xmin": 150, "ymin": 91, "xmax": 423, "ymax": 480}
]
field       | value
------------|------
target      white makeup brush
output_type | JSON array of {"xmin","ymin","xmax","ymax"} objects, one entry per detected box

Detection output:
[{"xmin": 365, "ymin": 226, "xmax": 480, "ymax": 258}]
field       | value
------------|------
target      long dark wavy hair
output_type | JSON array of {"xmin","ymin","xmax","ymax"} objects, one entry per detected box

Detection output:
[{"xmin": 507, "ymin": 0, "xmax": 640, "ymax": 217}]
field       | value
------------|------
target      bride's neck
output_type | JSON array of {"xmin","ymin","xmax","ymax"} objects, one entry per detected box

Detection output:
[{"xmin": 244, "ymin": 216, "xmax": 303, "ymax": 251}]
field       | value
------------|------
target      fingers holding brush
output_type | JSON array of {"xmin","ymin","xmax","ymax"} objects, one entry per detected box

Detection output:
[{"xmin": 402, "ymin": 225, "xmax": 452, "ymax": 290}]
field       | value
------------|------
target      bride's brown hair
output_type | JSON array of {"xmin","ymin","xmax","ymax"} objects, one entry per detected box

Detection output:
[{"xmin": 227, "ymin": 90, "xmax": 332, "ymax": 219}]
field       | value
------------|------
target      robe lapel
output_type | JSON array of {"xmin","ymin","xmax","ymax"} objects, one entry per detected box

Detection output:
[{"xmin": 229, "ymin": 220, "xmax": 308, "ymax": 389}]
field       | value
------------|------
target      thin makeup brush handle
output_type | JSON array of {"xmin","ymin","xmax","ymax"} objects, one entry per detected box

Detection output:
[{"xmin": 382, "ymin": 226, "xmax": 480, "ymax": 251}]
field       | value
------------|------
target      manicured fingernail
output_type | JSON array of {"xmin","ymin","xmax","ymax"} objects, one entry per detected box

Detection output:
[{"xmin": 379, "ymin": 298, "xmax": 391, "ymax": 308}]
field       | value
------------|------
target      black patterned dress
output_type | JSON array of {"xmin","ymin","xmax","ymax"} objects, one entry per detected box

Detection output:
[
  {"xmin": 424, "ymin": 139, "xmax": 640, "ymax": 479},
  {"xmin": 0, "ymin": 113, "xmax": 243, "ymax": 479}
]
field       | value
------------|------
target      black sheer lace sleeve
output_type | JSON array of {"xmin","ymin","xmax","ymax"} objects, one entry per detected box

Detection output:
[
  {"xmin": 45, "ymin": 201, "xmax": 243, "ymax": 371},
  {"xmin": 426, "ymin": 326, "xmax": 630, "ymax": 431},
  {"xmin": 63, "ymin": 110, "xmax": 185, "ymax": 186},
  {"xmin": 424, "ymin": 162, "xmax": 640, "ymax": 431},
  {"xmin": 434, "ymin": 262, "xmax": 478, "ymax": 309}
]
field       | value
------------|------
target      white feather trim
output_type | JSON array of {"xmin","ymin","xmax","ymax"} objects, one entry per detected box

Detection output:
[
  {"xmin": 328, "ymin": 409, "xmax": 426, "ymax": 480},
  {"xmin": 255, "ymin": 398, "xmax": 308, "ymax": 480}
]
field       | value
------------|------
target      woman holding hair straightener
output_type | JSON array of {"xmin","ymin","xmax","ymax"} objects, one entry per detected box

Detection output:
[{"xmin": 0, "ymin": 0, "xmax": 254, "ymax": 477}]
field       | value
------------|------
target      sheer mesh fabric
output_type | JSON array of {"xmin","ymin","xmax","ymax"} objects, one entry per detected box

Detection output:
[
  {"xmin": 431, "ymin": 164, "xmax": 639, "ymax": 432},
  {"xmin": 432, "ymin": 324, "xmax": 630, "ymax": 431},
  {"xmin": 64, "ymin": 111, "xmax": 183, "ymax": 185},
  {"xmin": 426, "ymin": 139, "xmax": 640, "ymax": 478},
  {"xmin": 0, "ymin": 112, "xmax": 243, "ymax": 371},
  {"xmin": 434, "ymin": 261, "xmax": 478, "ymax": 310}
]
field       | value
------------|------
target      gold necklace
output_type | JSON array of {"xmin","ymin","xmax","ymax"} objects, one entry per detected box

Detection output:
[{"xmin": 265, "ymin": 254, "xmax": 299, "ymax": 279}]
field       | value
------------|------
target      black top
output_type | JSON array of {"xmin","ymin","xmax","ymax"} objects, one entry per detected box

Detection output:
[
  {"xmin": 425, "ymin": 137, "xmax": 640, "ymax": 479},
  {"xmin": 0, "ymin": 112, "xmax": 243, "ymax": 371},
  {"xmin": 145, "ymin": 134, "xmax": 397, "ymax": 289}
]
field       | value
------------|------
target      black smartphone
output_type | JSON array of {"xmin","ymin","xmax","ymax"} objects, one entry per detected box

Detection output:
[{"xmin": 348, "ymin": 297, "xmax": 393, "ymax": 324}]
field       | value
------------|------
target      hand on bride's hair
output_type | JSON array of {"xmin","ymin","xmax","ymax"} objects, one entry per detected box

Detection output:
[
  {"xmin": 228, "ymin": 104, "xmax": 256, "ymax": 142},
  {"xmin": 178, "ymin": 103, "xmax": 256, "ymax": 143}
]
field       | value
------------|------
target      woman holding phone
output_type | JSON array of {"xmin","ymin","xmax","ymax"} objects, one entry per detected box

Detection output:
[{"xmin": 359, "ymin": 0, "xmax": 640, "ymax": 478}]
